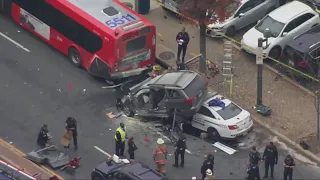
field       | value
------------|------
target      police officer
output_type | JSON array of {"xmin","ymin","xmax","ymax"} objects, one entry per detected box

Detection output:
[
  {"xmin": 248, "ymin": 146, "xmax": 261, "ymax": 180},
  {"xmin": 37, "ymin": 124, "xmax": 51, "ymax": 147},
  {"xmin": 247, "ymin": 163, "xmax": 259, "ymax": 180},
  {"xmin": 65, "ymin": 117, "xmax": 78, "ymax": 150},
  {"xmin": 263, "ymin": 142, "xmax": 278, "ymax": 179},
  {"xmin": 283, "ymin": 155, "xmax": 295, "ymax": 180},
  {"xmin": 173, "ymin": 134, "xmax": 187, "ymax": 168},
  {"xmin": 176, "ymin": 27, "xmax": 190, "ymax": 63},
  {"xmin": 201, "ymin": 153, "xmax": 214, "ymax": 180},
  {"xmin": 115, "ymin": 122, "xmax": 127, "ymax": 156}
]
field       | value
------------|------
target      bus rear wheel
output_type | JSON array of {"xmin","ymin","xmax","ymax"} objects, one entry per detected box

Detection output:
[{"xmin": 68, "ymin": 47, "xmax": 82, "ymax": 67}]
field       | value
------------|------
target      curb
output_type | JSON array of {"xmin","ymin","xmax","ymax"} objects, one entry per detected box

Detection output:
[{"xmin": 251, "ymin": 114, "xmax": 320, "ymax": 166}]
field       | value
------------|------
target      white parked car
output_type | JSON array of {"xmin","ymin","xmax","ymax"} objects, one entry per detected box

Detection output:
[
  {"xmin": 241, "ymin": 0, "xmax": 320, "ymax": 60},
  {"xmin": 191, "ymin": 92, "xmax": 253, "ymax": 140}
]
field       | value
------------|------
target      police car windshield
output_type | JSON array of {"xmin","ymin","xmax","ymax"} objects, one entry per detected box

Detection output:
[{"xmin": 216, "ymin": 102, "xmax": 242, "ymax": 120}]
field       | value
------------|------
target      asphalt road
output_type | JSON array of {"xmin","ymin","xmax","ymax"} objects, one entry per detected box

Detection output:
[{"xmin": 0, "ymin": 13, "xmax": 320, "ymax": 179}]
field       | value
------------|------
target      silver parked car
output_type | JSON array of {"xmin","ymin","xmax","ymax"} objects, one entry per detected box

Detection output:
[
  {"xmin": 121, "ymin": 71, "xmax": 208, "ymax": 119},
  {"xmin": 207, "ymin": 0, "xmax": 280, "ymax": 37}
]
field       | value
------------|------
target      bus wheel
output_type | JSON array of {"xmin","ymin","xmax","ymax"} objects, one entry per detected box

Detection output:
[{"xmin": 68, "ymin": 47, "xmax": 82, "ymax": 67}]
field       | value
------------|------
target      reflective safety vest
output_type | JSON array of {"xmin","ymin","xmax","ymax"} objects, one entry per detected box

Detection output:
[
  {"xmin": 114, "ymin": 127, "xmax": 126, "ymax": 142},
  {"xmin": 153, "ymin": 145, "xmax": 167, "ymax": 164}
]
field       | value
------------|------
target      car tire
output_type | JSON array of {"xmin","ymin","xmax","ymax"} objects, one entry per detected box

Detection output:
[
  {"xmin": 207, "ymin": 127, "xmax": 220, "ymax": 142},
  {"xmin": 225, "ymin": 26, "xmax": 236, "ymax": 37},
  {"xmin": 123, "ymin": 103, "xmax": 134, "ymax": 117},
  {"xmin": 269, "ymin": 46, "xmax": 281, "ymax": 60},
  {"xmin": 68, "ymin": 47, "xmax": 82, "ymax": 67}
]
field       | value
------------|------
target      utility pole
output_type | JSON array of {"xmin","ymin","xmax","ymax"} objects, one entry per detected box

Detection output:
[
  {"xmin": 256, "ymin": 38, "xmax": 263, "ymax": 105},
  {"xmin": 134, "ymin": 0, "xmax": 139, "ymax": 13},
  {"xmin": 317, "ymin": 62, "xmax": 320, "ymax": 140}
]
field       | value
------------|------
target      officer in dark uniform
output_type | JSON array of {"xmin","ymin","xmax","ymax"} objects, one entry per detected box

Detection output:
[
  {"xmin": 247, "ymin": 163, "xmax": 259, "ymax": 180},
  {"xmin": 248, "ymin": 146, "xmax": 261, "ymax": 180},
  {"xmin": 173, "ymin": 135, "xmax": 187, "ymax": 168},
  {"xmin": 283, "ymin": 155, "xmax": 295, "ymax": 180},
  {"xmin": 65, "ymin": 117, "xmax": 78, "ymax": 150},
  {"xmin": 37, "ymin": 124, "xmax": 51, "ymax": 147},
  {"xmin": 201, "ymin": 153, "xmax": 214, "ymax": 180},
  {"xmin": 176, "ymin": 27, "xmax": 190, "ymax": 63},
  {"xmin": 263, "ymin": 142, "xmax": 278, "ymax": 179}
]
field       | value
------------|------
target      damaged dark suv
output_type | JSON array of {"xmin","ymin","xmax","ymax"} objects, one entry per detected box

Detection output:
[
  {"xmin": 282, "ymin": 24, "xmax": 320, "ymax": 77},
  {"xmin": 121, "ymin": 71, "xmax": 208, "ymax": 119}
]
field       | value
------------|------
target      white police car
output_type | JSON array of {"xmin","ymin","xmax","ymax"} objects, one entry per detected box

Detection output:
[{"xmin": 191, "ymin": 92, "xmax": 253, "ymax": 140}]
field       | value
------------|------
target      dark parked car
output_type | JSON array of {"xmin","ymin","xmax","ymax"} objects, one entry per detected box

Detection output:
[
  {"xmin": 121, "ymin": 71, "xmax": 208, "ymax": 118},
  {"xmin": 282, "ymin": 24, "xmax": 320, "ymax": 77},
  {"xmin": 91, "ymin": 161, "xmax": 167, "ymax": 180}
]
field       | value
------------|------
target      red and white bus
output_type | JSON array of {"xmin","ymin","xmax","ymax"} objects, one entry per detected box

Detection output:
[{"xmin": 0, "ymin": 0, "xmax": 156, "ymax": 80}]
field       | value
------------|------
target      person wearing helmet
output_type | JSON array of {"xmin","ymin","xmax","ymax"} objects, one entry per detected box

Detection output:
[
  {"xmin": 149, "ymin": 65, "xmax": 161, "ymax": 78},
  {"xmin": 115, "ymin": 122, "xmax": 127, "ymax": 156},
  {"xmin": 205, "ymin": 169, "xmax": 216, "ymax": 180}
]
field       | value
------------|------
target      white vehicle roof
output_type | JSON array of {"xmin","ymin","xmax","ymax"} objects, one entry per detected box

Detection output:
[
  {"xmin": 203, "ymin": 95, "xmax": 233, "ymax": 112},
  {"xmin": 269, "ymin": 1, "xmax": 313, "ymax": 23}
]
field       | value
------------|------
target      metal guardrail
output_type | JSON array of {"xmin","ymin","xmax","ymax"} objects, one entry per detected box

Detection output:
[{"xmin": 0, "ymin": 160, "xmax": 39, "ymax": 180}]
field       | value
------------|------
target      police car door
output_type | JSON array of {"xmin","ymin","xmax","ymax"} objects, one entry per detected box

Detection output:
[{"xmin": 192, "ymin": 106, "xmax": 218, "ymax": 132}]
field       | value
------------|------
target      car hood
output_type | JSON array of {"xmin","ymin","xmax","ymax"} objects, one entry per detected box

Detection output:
[{"xmin": 242, "ymin": 27, "xmax": 276, "ymax": 50}]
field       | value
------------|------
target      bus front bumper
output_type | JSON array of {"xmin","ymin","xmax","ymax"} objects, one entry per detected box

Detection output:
[{"xmin": 110, "ymin": 67, "xmax": 151, "ymax": 79}]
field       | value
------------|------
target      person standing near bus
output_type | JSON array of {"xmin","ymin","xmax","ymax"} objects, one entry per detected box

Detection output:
[{"xmin": 176, "ymin": 27, "xmax": 190, "ymax": 63}]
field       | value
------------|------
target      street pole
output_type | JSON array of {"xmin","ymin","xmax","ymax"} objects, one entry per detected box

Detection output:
[
  {"xmin": 256, "ymin": 38, "xmax": 263, "ymax": 106},
  {"xmin": 317, "ymin": 62, "xmax": 320, "ymax": 140},
  {"xmin": 134, "ymin": 0, "xmax": 139, "ymax": 13}
]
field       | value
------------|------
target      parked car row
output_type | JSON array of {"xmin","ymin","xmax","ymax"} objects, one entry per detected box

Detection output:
[
  {"xmin": 121, "ymin": 71, "xmax": 253, "ymax": 141},
  {"xmin": 161, "ymin": 0, "xmax": 320, "ymax": 77}
]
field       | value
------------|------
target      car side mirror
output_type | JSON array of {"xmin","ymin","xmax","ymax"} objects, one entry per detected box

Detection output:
[
  {"xmin": 239, "ymin": 13, "xmax": 245, "ymax": 18},
  {"xmin": 282, "ymin": 32, "xmax": 288, "ymax": 37}
]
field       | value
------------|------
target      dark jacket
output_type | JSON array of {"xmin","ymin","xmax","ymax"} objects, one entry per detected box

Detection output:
[
  {"xmin": 201, "ymin": 155, "xmax": 214, "ymax": 174},
  {"xmin": 249, "ymin": 151, "xmax": 261, "ymax": 165},
  {"xmin": 284, "ymin": 157, "xmax": 295, "ymax": 170},
  {"xmin": 128, "ymin": 140, "xmax": 137, "ymax": 154},
  {"xmin": 175, "ymin": 136, "xmax": 187, "ymax": 152},
  {"xmin": 263, "ymin": 145, "xmax": 278, "ymax": 163},
  {"xmin": 66, "ymin": 118, "xmax": 77, "ymax": 136},
  {"xmin": 176, "ymin": 32, "xmax": 190, "ymax": 46},
  {"xmin": 37, "ymin": 128, "xmax": 49, "ymax": 146}
]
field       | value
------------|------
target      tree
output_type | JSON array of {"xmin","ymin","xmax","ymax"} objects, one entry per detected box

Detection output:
[{"xmin": 179, "ymin": 0, "xmax": 241, "ymax": 73}]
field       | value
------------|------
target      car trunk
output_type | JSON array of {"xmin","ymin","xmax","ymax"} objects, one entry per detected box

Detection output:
[{"xmin": 183, "ymin": 75, "xmax": 208, "ymax": 108}]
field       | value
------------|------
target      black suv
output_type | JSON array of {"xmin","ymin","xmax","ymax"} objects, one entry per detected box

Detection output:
[
  {"xmin": 282, "ymin": 24, "xmax": 320, "ymax": 77},
  {"xmin": 91, "ymin": 161, "xmax": 167, "ymax": 180}
]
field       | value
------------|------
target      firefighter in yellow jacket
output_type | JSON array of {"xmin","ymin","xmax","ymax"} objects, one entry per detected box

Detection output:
[
  {"xmin": 149, "ymin": 65, "xmax": 162, "ymax": 78},
  {"xmin": 153, "ymin": 138, "xmax": 168, "ymax": 175}
]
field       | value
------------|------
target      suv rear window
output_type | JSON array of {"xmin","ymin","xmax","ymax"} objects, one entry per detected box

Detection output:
[
  {"xmin": 216, "ymin": 102, "xmax": 242, "ymax": 120},
  {"xmin": 183, "ymin": 75, "xmax": 205, "ymax": 97}
]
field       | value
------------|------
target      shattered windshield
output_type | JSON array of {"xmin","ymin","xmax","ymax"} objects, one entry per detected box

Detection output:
[{"xmin": 255, "ymin": 15, "xmax": 285, "ymax": 37}]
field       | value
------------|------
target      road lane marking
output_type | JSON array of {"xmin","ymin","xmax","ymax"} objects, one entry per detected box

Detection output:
[
  {"xmin": 0, "ymin": 32, "xmax": 30, "ymax": 52},
  {"xmin": 0, "ymin": 138, "xmax": 64, "ymax": 180}
]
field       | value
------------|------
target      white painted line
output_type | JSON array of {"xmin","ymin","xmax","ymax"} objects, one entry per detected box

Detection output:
[
  {"xmin": 0, "ymin": 32, "xmax": 30, "ymax": 52},
  {"xmin": 94, "ymin": 145, "xmax": 112, "ymax": 158}
]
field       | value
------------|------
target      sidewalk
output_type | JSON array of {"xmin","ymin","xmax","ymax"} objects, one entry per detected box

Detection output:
[
  {"xmin": 0, "ymin": 138, "xmax": 63, "ymax": 180},
  {"xmin": 144, "ymin": 8, "xmax": 320, "ymax": 160}
]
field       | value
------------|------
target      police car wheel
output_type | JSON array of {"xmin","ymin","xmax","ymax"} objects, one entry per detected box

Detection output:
[{"xmin": 207, "ymin": 127, "xmax": 220, "ymax": 141}]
